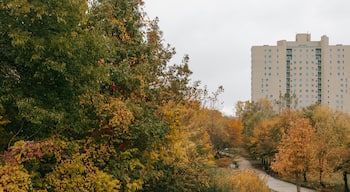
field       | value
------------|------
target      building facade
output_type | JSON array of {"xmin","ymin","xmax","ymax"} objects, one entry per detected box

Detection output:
[{"xmin": 251, "ymin": 34, "xmax": 350, "ymax": 113}]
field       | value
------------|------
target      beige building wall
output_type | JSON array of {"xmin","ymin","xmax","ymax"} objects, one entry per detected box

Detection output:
[{"xmin": 251, "ymin": 34, "xmax": 350, "ymax": 113}]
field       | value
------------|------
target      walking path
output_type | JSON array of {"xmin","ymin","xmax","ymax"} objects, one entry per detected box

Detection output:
[{"xmin": 236, "ymin": 156, "xmax": 315, "ymax": 192}]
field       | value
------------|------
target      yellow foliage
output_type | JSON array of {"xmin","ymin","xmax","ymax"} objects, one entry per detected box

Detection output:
[
  {"xmin": 94, "ymin": 170, "xmax": 121, "ymax": 192},
  {"xmin": 0, "ymin": 164, "xmax": 32, "ymax": 192},
  {"xmin": 249, "ymin": 118, "xmax": 280, "ymax": 157},
  {"xmin": 0, "ymin": 116, "xmax": 10, "ymax": 126},
  {"xmin": 211, "ymin": 169, "xmax": 269, "ymax": 192},
  {"xmin": 230, "ymin": 170, "xmax": 270, "ymax": 192},
  {"xmin": 45, "ymin": 152, "xmax": 120, "ymax": 192},
  {"xmin": 97, "ymin": 98, "xmax": 134, "ymax": 138},
  {"xmin": 126, "ymin": 179, "xmax": 144, "ymax": 192}
]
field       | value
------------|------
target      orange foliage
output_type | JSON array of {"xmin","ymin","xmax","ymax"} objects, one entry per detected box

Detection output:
[
  {"xmin": 227, "ymin": 119, "xmax": 243, "ymax": 146},
  {"xmin": 271, "ymin": 118, "xmax": 315, "ymax": 185}
]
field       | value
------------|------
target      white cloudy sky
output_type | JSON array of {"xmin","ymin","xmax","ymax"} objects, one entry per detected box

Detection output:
[{"xmin": 143, "ymin": 0, "xmax": 350, "ymax": 116}]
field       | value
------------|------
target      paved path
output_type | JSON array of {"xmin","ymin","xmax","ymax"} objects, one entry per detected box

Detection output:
[{"xmin": 236, "ymin": 156, "xmax": 315, "ymax": 192}]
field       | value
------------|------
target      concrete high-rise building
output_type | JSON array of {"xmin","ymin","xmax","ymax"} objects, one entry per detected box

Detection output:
[{"xmin": 251, "ymin": 34, "xmax": 350, "ymax": 113}]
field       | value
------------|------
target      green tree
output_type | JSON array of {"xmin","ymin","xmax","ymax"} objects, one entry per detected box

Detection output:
[
  {"xmin": 0, "ymin": 105, "xmax": 11, "ymax": 151},
  {"xmin": 0, "ymin": 1, "xmax": 223, "ymax": 191},
  {"xmin": 88, "ymin": 1, "xmax": 208, "ymax": 190},
  {"xmin": 0, "ymin": 0, "xmax": 108, "ymax": 141}
]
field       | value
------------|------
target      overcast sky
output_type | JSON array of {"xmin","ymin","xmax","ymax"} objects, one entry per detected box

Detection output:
[{"xmin": 143, "ymin": 0, "xmax": 350, "ymax": 116}]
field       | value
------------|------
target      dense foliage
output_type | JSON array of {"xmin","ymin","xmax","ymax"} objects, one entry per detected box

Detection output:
[{"xmin": 0, "ymin": 0, "xmax": 247, "ymax": 191}]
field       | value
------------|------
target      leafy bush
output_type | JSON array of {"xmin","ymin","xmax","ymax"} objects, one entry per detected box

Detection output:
[
  {"xmin": 231, "ymin": 170, "xmax": 270, "ymax": 192},
  {"xmin": 208, "ymin": 169, "xmax": 270, "ymax": 192},
  {"xmin": 0, "ymin": 164, "xmax": 32, "ymax": 192}
]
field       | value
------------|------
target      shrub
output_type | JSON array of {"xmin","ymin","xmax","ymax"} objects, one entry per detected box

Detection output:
[{"xmin": 230, "ymin": 170, "xmax": 270, "ymax": 192}]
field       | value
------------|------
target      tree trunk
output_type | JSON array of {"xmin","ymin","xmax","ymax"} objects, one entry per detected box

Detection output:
[
  {"xmin": 319, "ymin": 169, "xmax": 325, "ymax": 187},
  {"xmin": 296, "ymin": 172, "xmax": 301, "ymax": 192},
  {"xmin": 303, "ymin": 170, "xmax": 307, "ymax": 182},
  {"xmin": 344, "ymin": 171, "xmax": 349, "ymax": 192}
]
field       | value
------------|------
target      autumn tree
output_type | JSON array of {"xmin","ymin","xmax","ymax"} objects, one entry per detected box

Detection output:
[
  {"xmin": 271, "ymin": 118, "xmax": 315, "ymax": 192},
  {"xmin": 226, "ymin": 118, "xmax": 243, "ymax": 147},
  {"xmin": 141, "ymin": 101, "xmax": 214, "ymax": 192},
  {"xmin": 250, "ymin": 109, "xmax": 302, "ymax": 172},
  {"xmin": 236, "ymin": 99, "xmax": 275, "ymax": 150},
  {"xmin": 338, "ymin": 141, "xmax": 350, "ymax": 192},
  {"xmin": 249, "ymin": 117, "xmax": 280, "ymax": 170},
  {"xmin": 87, "ymin": 1, "xmax": 218, "ymax": 190},
  {"xmin": 326, "ymin": 108, "xmax": 350, "ymax": 192},
  {"xmin": 0, "ymin": 0, "xmax": 225, "ymax": 191},
  {"xmin": 307, "ymin": 106, "xmax": 348, "ymax": 187}
]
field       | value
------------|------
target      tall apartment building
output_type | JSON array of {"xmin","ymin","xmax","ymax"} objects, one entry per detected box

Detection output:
[{"xmin": 251, "ymin": 34, "xmax": 350, "ymax": 113}]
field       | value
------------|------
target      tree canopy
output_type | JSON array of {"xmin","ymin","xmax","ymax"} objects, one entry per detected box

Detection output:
[{"xmin": 0, "ymin": 1, "xmax": 244, "ymax": 191}]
